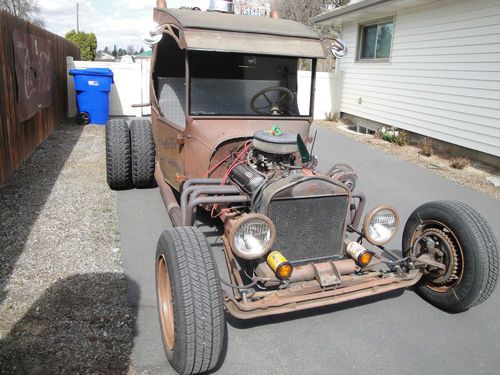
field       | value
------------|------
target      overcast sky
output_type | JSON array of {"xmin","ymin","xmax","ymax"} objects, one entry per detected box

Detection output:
[{"xmin": 38, "ymin": 0, "xmax": 207, "ymax": 51}]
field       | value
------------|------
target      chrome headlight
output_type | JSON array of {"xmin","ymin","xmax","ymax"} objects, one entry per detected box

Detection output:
[
  {"xmin": 229, "ymin": 214, "xmax": 275, "ymax": 260},
  {"xmin": 363, "ymin": 206, "xmax": 400, "ymax": 245}
]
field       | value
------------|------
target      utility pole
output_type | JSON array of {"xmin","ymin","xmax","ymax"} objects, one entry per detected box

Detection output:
[{"xmin": 76, "ymin": 2, "xmax": 79, "ymax": 32}]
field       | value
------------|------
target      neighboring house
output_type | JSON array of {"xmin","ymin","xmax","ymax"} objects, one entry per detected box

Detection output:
[
  {"xmin": 135, "ymin": 50, "xmax": 152, "ymax": 60},
  {"xmin": 96, "ymin": 52, "xmax": 115, "ymax": 61},
  {"xmin": 312, "ymin": 0, "xmax": 500, "ymax": 164}
]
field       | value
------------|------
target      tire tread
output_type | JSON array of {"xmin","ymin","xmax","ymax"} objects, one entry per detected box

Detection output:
[
  {"xmin": 157, "ymin": 227, "xmax": 224, "ymax": 375},
  {"xmin": 130, "ymin": 119, "xmax": 155, "ymax": 188},
  {"xmin": 403, "ymin": 200, "xmax": 498, "ymax": 312},
  {"xmin": 105, "ymin": 119, "xmax": 131, "ymax": 189}
]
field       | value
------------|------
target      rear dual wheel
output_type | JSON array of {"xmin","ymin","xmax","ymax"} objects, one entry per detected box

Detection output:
[
  {"xmin": 105, "ymin": 119, "xmax": 155, "ymax": 190},
  {"xmin": 156, "ymin": 227, "xmax": 225, "ymax": 375},
  {"xmin": 403, "ymin": 201, "xmax": 498, "ymax": 312}
]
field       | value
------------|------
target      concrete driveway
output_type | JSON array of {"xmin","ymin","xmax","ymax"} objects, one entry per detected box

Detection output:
[{"xmin": 117, "ymin": 124, "xmax": 500, "ymax": 375}]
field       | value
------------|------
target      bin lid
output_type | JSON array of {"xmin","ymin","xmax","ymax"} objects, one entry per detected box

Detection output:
[{"xmin": 69, "ymin": 68, "xmax": 114, "ymax": 77}]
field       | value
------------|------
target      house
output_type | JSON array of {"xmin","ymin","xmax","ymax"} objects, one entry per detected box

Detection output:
[
  {"xmin": 135, "ymin": 50, "xmax": 152, "ymax": 60},
  {"xmin": 96, "ymin": 52, "xmax": 115, "ymax": 61},
  {"xmin": 312, "ymin": 0, "xmax": 500, "ymax": 166}
]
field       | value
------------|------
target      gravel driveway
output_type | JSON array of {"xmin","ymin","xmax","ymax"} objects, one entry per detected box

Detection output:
[{"xmin": 0, "ymin": 123, "xmax": 134, "ymax": 374}]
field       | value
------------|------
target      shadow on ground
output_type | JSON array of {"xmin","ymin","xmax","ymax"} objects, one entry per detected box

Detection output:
[
  {"xmin": 0, "ymin": 123, "xmax": 84, "ymax": 305},
  {"xmin": 0, "ymin": 272, "xmax": 138, "ymax": 374}
]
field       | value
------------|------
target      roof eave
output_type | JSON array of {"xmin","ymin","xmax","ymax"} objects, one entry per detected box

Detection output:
[{"xmin": 311, "ymin": 0, "xmax": 392, "ymax": 25}]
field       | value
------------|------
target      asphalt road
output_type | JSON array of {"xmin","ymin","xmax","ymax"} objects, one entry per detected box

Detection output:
[{"xmin": 117, "ymin": 124, "xmax": 500, "ymax": 375}]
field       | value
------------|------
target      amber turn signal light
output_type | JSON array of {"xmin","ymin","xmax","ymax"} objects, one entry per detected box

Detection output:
[
  {"xmin": 267, "ymin": 251, "xmax": 293, "ymax": 279},
  {"xmin": 358, "ymin": 251, "xmax": 373, "ymax": 267},
  {"xmin": 347, "ymin": 242, "xmax": 373, "ymax": 267}
]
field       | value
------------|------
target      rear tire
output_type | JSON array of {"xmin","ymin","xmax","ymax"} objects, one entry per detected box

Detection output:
[
  {"xmin": 105, "ymin": 119, "xmax": 132, "ymax": 190},
  {"xmin": 130, "ymin": 119, "xmax": 156, "ymax": 188},
  {"xmin": 403, "ymin": 201, "xmax": 498, "ymax": 312},
  {"xmin": 156, "ymin": 227, "xmax": 225, "ymax": 375}
]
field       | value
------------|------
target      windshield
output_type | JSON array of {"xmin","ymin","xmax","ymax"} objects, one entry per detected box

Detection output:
[{"xmin": 189, "ymin": 51, "xmax": 313, "ymax": 117}]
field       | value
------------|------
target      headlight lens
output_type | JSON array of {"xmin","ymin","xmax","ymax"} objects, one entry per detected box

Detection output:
[
  {"xmin": 363, "ymin": 206, "xmax": 399, "ymax": 245},
  {"xmin": 231, "ymin": 215, "xmax": 275, "ymax": 259}
]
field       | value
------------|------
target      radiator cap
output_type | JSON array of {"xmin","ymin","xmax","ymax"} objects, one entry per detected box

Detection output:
[{"xmin": 253, "ymin": 130, "xmax": 298, "ymax": 154}]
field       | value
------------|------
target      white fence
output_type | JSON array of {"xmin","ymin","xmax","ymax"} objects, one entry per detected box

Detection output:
[{"xmin": 66, "ymin": 57, "xmax": 337, "ymax": 120}]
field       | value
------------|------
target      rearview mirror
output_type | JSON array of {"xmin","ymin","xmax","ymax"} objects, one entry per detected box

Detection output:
[
  {"xmin": 141, "ymin": 23, "xmax": 163, "ymax": 45},
  {"xmin": 330, "ymin": 39, "xmax": 348, "ymax": 59}
]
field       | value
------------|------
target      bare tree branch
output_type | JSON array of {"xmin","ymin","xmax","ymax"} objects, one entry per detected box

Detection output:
[
  {"xmin": 274, "ymin": 0, "xmax": 350, "ymax": 71},
  {"xmin": 0, "ymin": 0, "xmax": 45, "ymax": 27}
]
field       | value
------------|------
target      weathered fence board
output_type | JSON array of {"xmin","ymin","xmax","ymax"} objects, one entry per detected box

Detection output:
[{"xmin": 0, "ymin": 11, "xmax": 80, "ymax": 185}]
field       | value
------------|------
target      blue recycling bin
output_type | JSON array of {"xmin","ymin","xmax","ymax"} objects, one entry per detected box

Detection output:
[{"xmin": 69, "ymin": 68, "xmax": 114, "ymax": 125}]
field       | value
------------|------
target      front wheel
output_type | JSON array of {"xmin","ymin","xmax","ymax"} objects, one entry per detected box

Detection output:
[
  {"xmin": 403, "ymin": 201, "xmax": 498, "ymax": 312},
  {"xmin": 156, "ymin": 227, "xmax": 225, "ymax": 375}
]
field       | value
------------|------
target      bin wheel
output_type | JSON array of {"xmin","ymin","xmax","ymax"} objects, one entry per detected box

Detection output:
[
  {"xmin": 105, "ymin": 119, "xmax": 132, "ymax": 190},
  {"xmin": 77, "ymin": 112, "xmax": 90, "ymax": 125},
  {"xmin": 130, "ymin": 119, "xmax": 156, "ymax": 188}
]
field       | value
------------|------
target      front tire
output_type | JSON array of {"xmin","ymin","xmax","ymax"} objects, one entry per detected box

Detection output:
[
  {"xmin": 403, "ymin": 201, "xmax": 498, "ymax": 312},
  {"xmin": 156, "ymin": 227, "xmax": 225, "ymax": 375}
]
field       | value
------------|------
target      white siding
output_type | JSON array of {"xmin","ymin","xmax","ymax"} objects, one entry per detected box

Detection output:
[{"xmin": 338, "ymin": 0, "xmax": 500, "ymax": 157}]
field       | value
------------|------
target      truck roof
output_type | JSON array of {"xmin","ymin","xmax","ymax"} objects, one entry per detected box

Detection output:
[
  {"xmin": 157, "ymin": 8, "xmax": 320, "ymax": 39},
  {"xmin": 153, "ymin": 8, "xmax": 325, "ymax": 58}
]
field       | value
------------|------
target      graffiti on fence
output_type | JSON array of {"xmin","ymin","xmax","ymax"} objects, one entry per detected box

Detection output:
[{"xmin": 12, "ymin": 30, "xmax": 54, "ymax": 122}]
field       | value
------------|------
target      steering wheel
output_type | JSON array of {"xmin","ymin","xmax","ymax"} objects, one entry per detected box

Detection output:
[{"xmin": 250, "ymin": 86, "xmax": 294, "ymax": 116}]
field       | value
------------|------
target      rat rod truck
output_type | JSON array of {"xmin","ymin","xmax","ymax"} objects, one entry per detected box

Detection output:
[{"xmin": 104, "ymin": 6, "xmax": 499, "ymax": 375}]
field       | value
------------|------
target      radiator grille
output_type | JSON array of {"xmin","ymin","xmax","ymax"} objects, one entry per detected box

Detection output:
[{"xmin": 267, "ymin": 195, "xmax": 348, "ymax": 264}]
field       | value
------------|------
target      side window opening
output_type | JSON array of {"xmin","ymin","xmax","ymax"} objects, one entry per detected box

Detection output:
[{"xmin": 153, "ymin": 34, "xmax": 186, "ymax": 127}]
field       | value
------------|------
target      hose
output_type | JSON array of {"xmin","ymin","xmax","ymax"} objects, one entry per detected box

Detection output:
[{"xmin": 220, "ymin": 278, "xmax": 259, "ymax": 290}]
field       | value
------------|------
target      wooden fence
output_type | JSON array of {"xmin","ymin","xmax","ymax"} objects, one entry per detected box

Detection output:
[{"xmin": 0, "ymin": 11, "xmax": 80, "ymax": 185}]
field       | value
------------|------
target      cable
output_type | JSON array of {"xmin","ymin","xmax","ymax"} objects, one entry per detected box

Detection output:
[
  {"xmin": 220, "ymin": 278, "xmax": 259, "ymax": 289},
  {"xmin": 205, "ymin": 154, "xmax": 231, "ymax": 177}
]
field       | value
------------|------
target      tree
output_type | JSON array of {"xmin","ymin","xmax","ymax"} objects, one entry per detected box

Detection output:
[
  {"xmin": 139, "ymin": 47, "xmax": 144, "ymax": 54},
  {"xmin": 112, "ymin": 45, "xmax": 117, "ymax": 58},
  {"xmin": 276, "ymin": 0, "xmax": 350, "ymax": 71},
  {"xmin": 65, "ymin": 30, "xmax": 98, "ymax": 61},
  {"xmin": 0, "ymin": 0, "xmax": 45, "ymax": 26},
  {"xmin": 126, "ymin": 45, "xmax": 136, "ymax": 55},
  {"xmin": 104, "ymin": 46, "xmax": 109, "ymax": 54}
]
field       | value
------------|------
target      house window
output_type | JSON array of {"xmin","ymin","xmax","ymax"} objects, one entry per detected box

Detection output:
[{"xmin": 359, "ymin": 18, "xmax": 394, "ymax": 60}]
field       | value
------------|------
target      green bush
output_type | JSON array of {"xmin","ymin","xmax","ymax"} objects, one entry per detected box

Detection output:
[
  {"xmin": 65, "ymin": 30, "xmax": 97, "ymax": 61},
  {"xmin": 381, "ymin": 127, "xmax": 408, "ymax": 146}
]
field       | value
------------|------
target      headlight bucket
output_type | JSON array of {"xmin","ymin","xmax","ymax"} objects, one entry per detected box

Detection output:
[
  {"xmin": 227, "ymin": 213, "xmax": 276, "ymax": 260},
  {"xmin": 363, "ymin": 205, "xmax": 400, "ymax": 246}
]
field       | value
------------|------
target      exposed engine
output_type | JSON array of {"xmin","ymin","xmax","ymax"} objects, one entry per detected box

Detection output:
[
  {"xmin": 250, "ymin": 130, "xmax": 299, "ymax": 174},
  {"xmin": 226, "ymin": 129, "xmax": 359, "ymax": 219},
  {"xmin": 229, "ymin": 130, "xmax": 300, "ymax": 197}
]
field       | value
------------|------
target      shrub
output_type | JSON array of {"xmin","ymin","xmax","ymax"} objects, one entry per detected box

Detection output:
[
  {"xmin": 450, "ymin": 157, "xmax": 470, "ymax": 170},
  {"xmin": 380, "ymin": 127, "xmax": 407, "ymax": 146},
  {"xmin": 374, "ymin": 128, "xmax": 383, "ymax": 139},
  {"xmin": 395, "ymin": 130, "xmax": 408, "ymax": 146},
  {"xmin": 65, "ymin": 30, "xmax": 98, "ymax": 61},
  {"xmin": 420, "ymin": 137, "xmax": 433, "ymax": 157},
  {"xmin": 324, "ymin": 111, "xmax": 337, "ymax": 121}
]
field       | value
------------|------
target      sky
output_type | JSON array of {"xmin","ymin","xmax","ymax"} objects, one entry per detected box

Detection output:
[{"xmin": 38, "ymin": 0, "xmax": 209, "ymax": 51}]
